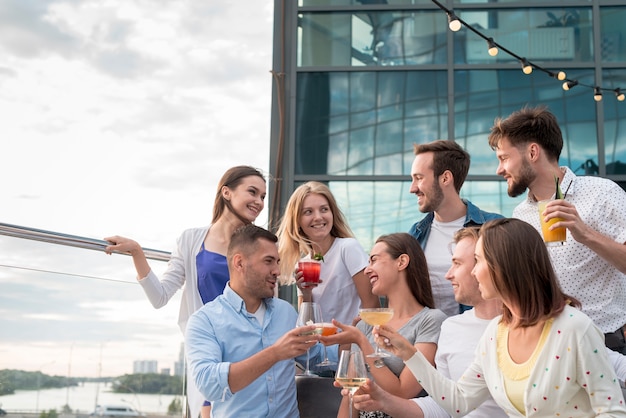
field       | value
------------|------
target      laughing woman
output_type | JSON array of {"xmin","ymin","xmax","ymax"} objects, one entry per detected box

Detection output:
[{"xmin": 376, "ymin": 218, "xmax": 626, "ymax": 417}]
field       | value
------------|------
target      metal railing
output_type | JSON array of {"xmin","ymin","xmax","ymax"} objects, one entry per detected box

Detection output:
[{"xmin": 0, "ymin": 222, "xmax": 171, "ymax": 262}]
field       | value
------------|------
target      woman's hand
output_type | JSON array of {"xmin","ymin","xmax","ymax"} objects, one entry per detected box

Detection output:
[
  {"xmin": 320, "ymin": 319, "xmax": 368, "ymax": 349},
  {"xmin": 103, "ymin": 235, "xmax": 143, "ymax": 256},
  {"xmin": 374, "ymin": 325, "xmax": 417, "ymax": 361}
]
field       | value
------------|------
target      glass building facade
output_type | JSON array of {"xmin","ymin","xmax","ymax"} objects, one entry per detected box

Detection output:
[{"xmin": 269, "ymin": 0, "xmax": 626, "ymax": 252}]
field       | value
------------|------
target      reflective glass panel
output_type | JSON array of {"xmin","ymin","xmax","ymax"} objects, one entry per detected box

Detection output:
[
  {"xmin": 600, "ymin": 7, "xmax": 626, "ymax": 63},
  {"xmin": 457, "ymin": 8, "xmax": 593, "ymax": 64},
  {"xmin": 454, "ymin": 69, "xmax": 598, "ymax": 176},
  {"xmin": 299, "ymin": 0, "xmax": 434, "ymax": 6},
  {"xmin": 602, "ymin": 68, "xmax": 626, "ymax": 174},
  {"xmin": 298, "ymin": 11, "xmax": 447, "ymax": 66},
  {"xmin": 326, "ymin": 180, "xmax": 522, "ymax": 251},
  {"xmin": 295, "ymin": 71, "xmax": 448, "ymax": 175}
]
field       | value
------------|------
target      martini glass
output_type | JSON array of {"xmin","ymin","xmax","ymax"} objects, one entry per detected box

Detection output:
[{"xmin": 359, "ymin": 308, "xmax": 394, "ymax": 358}]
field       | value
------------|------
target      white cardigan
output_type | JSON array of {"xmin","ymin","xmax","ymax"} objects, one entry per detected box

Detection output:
[
  {"xmin": 138, "ymin": 226, "xmax": 209, "ymax": 418},
  {"xmin": 405, "ymin": 305, "xmax": 626, "ymax": 417}
]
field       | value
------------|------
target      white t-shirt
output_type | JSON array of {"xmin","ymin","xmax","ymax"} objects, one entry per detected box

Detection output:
[
  {"xmin": 298, "ymin": 237, "xmax": 369, "ymax": 325},
  {"xmin": 424, "ymin": 216, "xmax": 465, "ymax": 316}
]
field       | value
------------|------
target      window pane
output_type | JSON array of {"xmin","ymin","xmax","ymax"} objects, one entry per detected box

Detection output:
[
  {"xmin": 296, "ymin": 71, "xmax": 448, "ymax": 175},
  {"xmin": 600, "ymin": 7, "xmax": 626, "ymax": 63},
  {"xmin": 299, "ymin": 0, "xmax": 434, "ymax": 6},
  {"xmin": 457, "ymin": 8, "xmax": 593, "ymax": 64},
  {"xmin": 603, "ymin": 68, "xmax": 626, "ymax": 174},
  {"xmin": 454, "ymin": 69, "xmax": 598, "ymax": 176},
  {"xmin": 298, "ymin": 11, "xmax": 447, "ymax": 66}
]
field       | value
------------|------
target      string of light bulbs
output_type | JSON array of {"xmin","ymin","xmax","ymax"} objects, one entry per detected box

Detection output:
[{"xmin": 431, "ymin": 0, "xmax": 625, "ymax": 102}]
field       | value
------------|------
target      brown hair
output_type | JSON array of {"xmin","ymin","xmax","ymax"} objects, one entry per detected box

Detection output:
[
  {"xmin": 212, "ymin": 166, "xmax": 265, "ymax": 224},
  {"xmin": 487, "ymin": 106, "xmax": 563, "ymax": 162},
  {"xmin": 227, "ymin": 224, "xmax": 277, "ymax": 266},
  {"xmin": 413, "ymin": 140, "xmax": 470, "ymax": 193},
  {"xmin": 276, "ymin": 181, "xmax": 354, "ymax": 283},
  {"xmin": 375, "ymin": 233, "xmax": 434, "ymax": 309},
  {"xmin": 478, "ymin": 218, "xmax": 579, "ymax": 327}
]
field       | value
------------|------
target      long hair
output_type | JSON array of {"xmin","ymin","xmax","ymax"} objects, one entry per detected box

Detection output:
[
  {"xmin": 276, "ymin": 181, "xmax": 354, "ymax": 283},
  {"xmin": 212, "ymin": 165, "xmax": 265, "ymax": 224},
  {"xmin": 478, "ymin": 218, "xmax": 579, "ymax": 327},
  {"xmin": 487, "ymin": 106, "xmax": 563, "ymax": 163},
  {"xmin": 375, "ymin": 233, "xmax": 434, "ymax": 308}
]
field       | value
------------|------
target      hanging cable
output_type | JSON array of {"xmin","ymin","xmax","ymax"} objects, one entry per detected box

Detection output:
[{"xmin": 430, "ymin": 0, "xmax": 623, "ymax": 102}]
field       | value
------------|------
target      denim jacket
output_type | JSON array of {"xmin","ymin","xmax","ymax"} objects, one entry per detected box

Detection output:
[{"xmin": 408, "ymin": 199, "xmax": 503, "ymax": 247}]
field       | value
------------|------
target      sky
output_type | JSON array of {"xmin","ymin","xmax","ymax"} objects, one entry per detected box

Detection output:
[{"xmin": 0, "ymin": 0, "xmax": 274, "ymax": 379}]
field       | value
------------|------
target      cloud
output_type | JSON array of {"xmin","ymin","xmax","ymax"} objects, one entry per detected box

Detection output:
[{"xmin": 0, "ymin": 0, "xmax": 273, "ymax": 377}]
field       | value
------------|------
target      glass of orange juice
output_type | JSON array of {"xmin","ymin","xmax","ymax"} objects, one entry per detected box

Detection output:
[{"xmin": 537, "ymin": 200, "xmax": 566, "ymax": 246}]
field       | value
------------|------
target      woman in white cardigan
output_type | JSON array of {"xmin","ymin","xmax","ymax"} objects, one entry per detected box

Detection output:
[
  {"xmin": 104, "ymin": 165, "xmax": 266, "ymax": 418},
  {"xmin": 376, "ymin": 218, "xmax": 626, "ymax": 417}
]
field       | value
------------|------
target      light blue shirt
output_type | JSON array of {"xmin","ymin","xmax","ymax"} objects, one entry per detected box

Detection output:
[{"xmin": 185, "ymin": 283, "xmax": 319, "ymax": 418}]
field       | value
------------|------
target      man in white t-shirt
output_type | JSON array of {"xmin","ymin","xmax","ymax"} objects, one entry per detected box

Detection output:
[
  {"xmin": 488, "ymin": 106, "xmax": 626, "ymax": 353},
  {"xmin": 408, "ymin": 140, "xmax": 502, "ymax": 316}
]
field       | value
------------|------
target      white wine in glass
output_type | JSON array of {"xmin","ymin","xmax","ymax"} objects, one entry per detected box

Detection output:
[
  {"xmin": 335, "ymin": 350, "xmax": 367, "ymax": 418},
  {"xmin": 359, "ymin": 308, "xmax": 394, "ymax": 358}
]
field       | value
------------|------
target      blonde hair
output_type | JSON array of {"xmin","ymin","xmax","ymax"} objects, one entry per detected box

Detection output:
[{"xmin": 276, "ymin": 181, "xmax": 354, "ymax": 284}]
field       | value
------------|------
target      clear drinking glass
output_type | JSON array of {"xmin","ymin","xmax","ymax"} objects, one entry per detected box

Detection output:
[
  {"xmin": 316, "ymin": 322, "xmax": 338, "ymax": 367},
  {"xmin": 296, "ymin": 302, "xmax": 322, "ymax": 376},
  {"xmin": 335, "ymin": 350, "xmax": 368, "ymax": 418},
  {"xmin": 359, "ymin": 308, "xmax": 394, "ymax": 358}
]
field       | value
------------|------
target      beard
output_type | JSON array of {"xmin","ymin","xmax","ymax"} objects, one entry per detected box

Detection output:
[
  {"xmin": 508, "ymin": 158, "xmax": 536, "ymax": 197},
  {"xmin": 420, "ymin": 181, "xmax": 445, "ymax": 213}
]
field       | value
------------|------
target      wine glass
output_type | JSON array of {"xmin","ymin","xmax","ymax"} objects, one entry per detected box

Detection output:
[
  {"xmin": 335, "ymin": 350, "xmax": 367, "ymax": 418},
  {"xmin": 316, "ymin": 322, "xmax": 338, "ymax": 367},
  {"xmin": 296, "ymin": 302, "xmax": 322, "ymax": 376},
  {"xmin": 359, "ymin": 308, "xmax": 394, "ymax": 358}
]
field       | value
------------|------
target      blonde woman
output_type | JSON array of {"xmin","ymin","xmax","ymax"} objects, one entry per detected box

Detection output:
[{"xmin": 277, "ymin": 181, "xmax": 379, "ymax": 326}]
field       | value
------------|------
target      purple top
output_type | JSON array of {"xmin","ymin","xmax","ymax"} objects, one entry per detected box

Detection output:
[{"xmin": 196, "ymin": 243, "xmax": 229, "ymax": 304}]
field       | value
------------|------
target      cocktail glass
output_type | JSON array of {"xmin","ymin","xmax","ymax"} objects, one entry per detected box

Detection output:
[
  {"xmin": 537, "ymin": 200, "xmax": 566, "ymax": 246},
  {"xmin": 298, "ymin": 259, "xmax": 321, "ymax": 288},
  {"xmin": 359, "ymin": 308, "xmax": 394, "ymax": 358},
  {"xmin": 316, "ymin": 322, "xmax": 338, "ymax": 367}
]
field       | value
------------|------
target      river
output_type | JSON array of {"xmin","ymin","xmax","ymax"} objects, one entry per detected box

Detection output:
[{"xmin": 0, "ymin": 382, "xmax": 182, "ymax": 415}]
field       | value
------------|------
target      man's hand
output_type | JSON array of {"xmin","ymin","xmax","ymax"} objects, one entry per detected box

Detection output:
[{"xmin": 272, "ymin": 325, "xmax": 319, "ymax": 361}]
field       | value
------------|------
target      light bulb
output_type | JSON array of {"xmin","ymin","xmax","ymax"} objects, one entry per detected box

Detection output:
[
  {"xmin": 594, "ymin": 87, "xmax": 603, "ymax": 102},
  {"xmin": 615, "ymin": 89, "xmax": 625, "ymax": 102},
  {"xmin": 521, "ymin": 58, "xmax": 532, "ymax": 75},
  {"xmin": 448, "ymin": 12, "xmax": 461, "ymax": 32},
  {"xmin": 562, "ymin": 80, "xmax": 577, "ymax": 91},
  {"xmin": 487, "ymin": 38, "xmax": 498, "ymax": 56},
  {"xmin": 557, "ymin": 71, "xmax": 566, "ymax": 81}
]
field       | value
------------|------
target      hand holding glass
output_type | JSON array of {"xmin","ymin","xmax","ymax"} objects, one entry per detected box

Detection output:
[
  {"xmin": 359, "ymin": 308, "xmax": 394, "ymax": 358},
  {"xmin": 296, "ymin": 302, "xmax": 322, "ymax": 376},
  {"xmin": 335, "ymin": 350, "xmax": 367, "ymax": 418},
  {"xmin": 316, "ymin": 322, "xmax": 338, "ymax": 367},
  {"xmin": 298, "ymin": 259, "xmax": 321, "ymax": 288},
  {"xmin": 538, "ymin": 200, "xmax": 566, "ymax": 246}
]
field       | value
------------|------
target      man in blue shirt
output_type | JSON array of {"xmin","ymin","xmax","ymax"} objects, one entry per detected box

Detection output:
[
  {"xmin": 409, "ymin": 140, "xmax": 502, "ymax": 315},
  {"xmin": 185, "ymin": 224, "xmax": 320, "ymax": 418}
]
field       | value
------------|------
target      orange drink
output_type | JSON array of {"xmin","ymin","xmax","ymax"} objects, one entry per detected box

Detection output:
[
  {"xmin": 537, "ymin": 200, "xmax": 566, "ymax": 246},
  {"xmin": 316, "ymin": 322, "xmax": 337, "ymax": 336}
]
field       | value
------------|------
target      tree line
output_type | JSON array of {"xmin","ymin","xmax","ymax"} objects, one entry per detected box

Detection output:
[{"xmin": 0, "ymin": 370, "xmax": 184, "ymax": 396}]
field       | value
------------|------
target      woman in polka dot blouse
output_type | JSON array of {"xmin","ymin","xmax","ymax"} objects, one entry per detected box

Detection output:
[{"xmin": 375, "ymin": 218, "xmax": 626, "ymax": 417}]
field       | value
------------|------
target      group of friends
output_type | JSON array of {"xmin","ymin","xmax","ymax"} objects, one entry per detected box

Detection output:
[{"xmin": 104, "ymin": 105, "xmax": 626, "ymax": 418}]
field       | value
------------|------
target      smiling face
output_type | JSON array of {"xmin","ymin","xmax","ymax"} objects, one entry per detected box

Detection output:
[
  {"xmin": 364, "ymin": 241, "xmax": 400, "ymax": 296},
  {"xmin": 298, "ymin": 193, "xmax": 334, "ymax": 243},
  {"xmin": 445, "ymin": 237, "xmax": 481, "ymax": 307},
  {"xmin": 410, "ymin": 152, "xmax": 444, "ymax": 213},
  {"xmin": 494, "ymin": 138, "xmax": 536, "ymax": 198},
  {"xmin": 223, "ymin": 175, "xmax": 266, "ymax": 222},
  {"xmin": 471, "ymin": 237, "xmax": 498, "ymax": 300}
]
